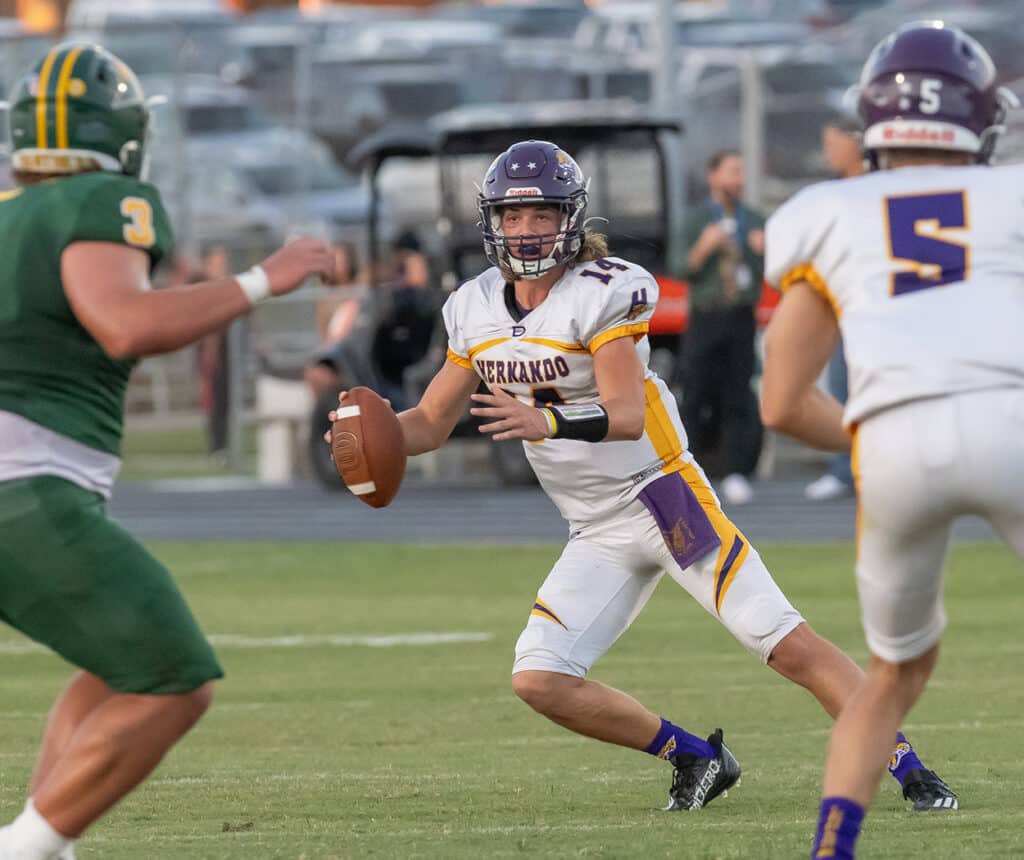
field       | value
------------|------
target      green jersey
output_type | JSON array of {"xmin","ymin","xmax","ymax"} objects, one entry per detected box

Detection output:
[{"xmin": 0, "ymin": 172, "xmax": 173, "ymax": 455}]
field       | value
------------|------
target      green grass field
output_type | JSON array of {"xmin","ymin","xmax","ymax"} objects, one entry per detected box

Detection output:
[{"xmin": 2, "ymin": 542, "xmax": 1022, "ymax": 859}]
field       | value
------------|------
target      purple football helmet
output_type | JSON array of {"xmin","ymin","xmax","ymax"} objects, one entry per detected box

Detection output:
[
  {"xmin": 857, "ymin": 20, "xmax": 1017, "ymax": 164},
  {"xmin": 478, "ymin": 140, "xmax": 588, "ymax": 279}
]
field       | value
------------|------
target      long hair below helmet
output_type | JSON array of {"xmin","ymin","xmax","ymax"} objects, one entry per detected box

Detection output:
[{"xmin": 478, "ymin": 140, "xmax": 589, "ymax": 280}]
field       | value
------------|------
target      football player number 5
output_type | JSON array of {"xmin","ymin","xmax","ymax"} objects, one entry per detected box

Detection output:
[
  {"xmin": 120, "ymin": 197, "xmax": 155, "ymax": 248},
  {"xmin": 885, "ymin": 191, "xmax": 969, "ymax": 296}
]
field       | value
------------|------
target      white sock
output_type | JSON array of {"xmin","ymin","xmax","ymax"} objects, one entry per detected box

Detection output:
[{"xmin": 0, "ymin": 800, "xmax": 72, "ymax": 860}]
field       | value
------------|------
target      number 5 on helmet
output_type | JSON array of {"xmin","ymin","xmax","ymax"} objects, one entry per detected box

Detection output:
[{"xmin": 331, "ymin": 387, "xmax": 406, "ymax": 508}]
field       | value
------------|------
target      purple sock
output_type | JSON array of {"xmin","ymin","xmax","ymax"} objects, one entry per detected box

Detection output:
[
  {"xmin": 888, "ymin": 732, "xmax": 926, "ymax": 786},
  {"xmin": 811, "ymin": 796, "xmax": 864, "ymax": 860},
  {"xmin": 644, "ymin": 717, "xmax": 715, "ymax": 760}
]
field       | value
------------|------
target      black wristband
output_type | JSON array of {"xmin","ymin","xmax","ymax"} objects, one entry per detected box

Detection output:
[{"xmin": 544, "ymin": 403, "xmax": 610, "ymax": 443}]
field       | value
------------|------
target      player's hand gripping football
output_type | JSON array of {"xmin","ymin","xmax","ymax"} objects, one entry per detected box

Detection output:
[
  {"xmin": 260, "ymin": 238, "xmax": 337, "ymax": 297},
  {"xmin": 322, "ymin": 390, "xmax": 392, "ymax": 445},
  {"xmin": 470, "ymin": 386, "xmax": 552, "ymax": 442}
]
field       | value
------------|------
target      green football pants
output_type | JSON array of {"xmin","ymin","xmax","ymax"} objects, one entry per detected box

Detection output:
[{"xmin": 0, "ymin": 475, "xmax": 223, "ymax": 693}]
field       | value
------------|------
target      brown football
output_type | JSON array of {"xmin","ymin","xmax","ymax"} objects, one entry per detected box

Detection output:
[{"xmin": 331, "ymin": 387, "xmax": 406, "ymax": 508}]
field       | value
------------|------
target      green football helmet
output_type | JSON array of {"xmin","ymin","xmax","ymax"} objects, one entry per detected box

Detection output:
[{"xmin": 8, "ymin": 42, "xmax": 149, "ymax": 176}]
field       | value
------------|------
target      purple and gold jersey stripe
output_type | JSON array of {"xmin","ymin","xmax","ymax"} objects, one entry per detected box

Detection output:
[
  {"xmin": 587, "ymin": 321, "xmax": 649, "ymax": 353},
  {"xmin": 643, "ymin": 378, "xmax": 684, "ymax": 471},
  {"xmin": 465, "ymin": 336, "xmax": 587, "ymax": 363},
  {"xmin": 467, "ymin": 337, "xmax": 511, "ymax": 362},
  {"xmin": 780, "ymin": 262, "xmax": 842, "ymax": 319},
  {"xmin": 520, "ymin": 337, "xmax": 588, "ymax": 354},
  {"xmin": 530, "ymin": 598, "xmax": 566, "ymax": 628},
  {"xmin": 446, "ymin": 347, "xmax": 473, "ymax": 370}
]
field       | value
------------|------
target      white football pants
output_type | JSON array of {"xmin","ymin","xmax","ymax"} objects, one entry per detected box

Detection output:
[
  {"xmin": 513, "ymin": 460, "xmax": 804, "ymax": 677},
  {"xmin": 855, "ymin": 387, "xmax": 1024, "ymax": 663}
]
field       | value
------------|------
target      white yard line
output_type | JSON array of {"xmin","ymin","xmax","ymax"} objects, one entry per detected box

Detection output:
[
  {"xmin": 207, "ymin": 632, "xmax": 494, "ymax": 648},
  {"xmin": 0, "ymin": 631, "xmax": 494, "ymax": 656},
  {"xmin": 0, "ymin": 641, "xmax": 46, "ymax": 654}
]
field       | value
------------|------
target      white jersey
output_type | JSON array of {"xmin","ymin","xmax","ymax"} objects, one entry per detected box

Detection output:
[
  {"xmin": 443, "ymin": 257, "xmax": 688, "ymax": 526},
  {"xmin": 765, "ymin": 163, "xmax": 1024, "ymax": 425}
]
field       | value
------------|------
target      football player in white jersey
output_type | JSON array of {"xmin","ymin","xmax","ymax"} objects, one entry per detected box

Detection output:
[
  {"xmin": 329, "ymin": 140, "xmax": 955, "ymax": 813},
  {"xmin": 760, "ymin": 21, "xmax": 1023, "ymax": 858}
]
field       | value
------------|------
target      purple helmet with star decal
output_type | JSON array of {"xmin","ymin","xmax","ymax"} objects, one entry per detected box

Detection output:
[
  {"xmin": 478, "ymin": 140, "xmax": 588, "ymax": 279},
  {"xmin": 857, "ymin": 20, "xmax": 1017, "ymax": 164}
]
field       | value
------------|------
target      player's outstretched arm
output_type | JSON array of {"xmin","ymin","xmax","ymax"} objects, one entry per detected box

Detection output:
[
  {"xmin": 62, "ymin": 238, "xmax": 335, "ymax": 359},
  {"xmin": 398, "ymin": 360, "xmax": 481, "ymax": 455},
  {"xmin": 760, "ymin": 282, "xmax": 850, "ymax": 452}
]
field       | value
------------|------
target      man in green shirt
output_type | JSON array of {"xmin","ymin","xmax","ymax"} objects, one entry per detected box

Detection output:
[
  {"xmin": 674, "ymin": 149, "xmax": 766, "ymax": 506},
  {"xmin": 0, "ymin": 44, "xmax": 335, "ymax": 860}
]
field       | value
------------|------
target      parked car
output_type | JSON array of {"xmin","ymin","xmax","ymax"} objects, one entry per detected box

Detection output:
[
  {"xmin": 678, "ymin": 46, "xmax": 857, "ymax": 199},
  {"xmin": 192, "ymin": 133, "xmax": 376, "ymax": 245},
  {"xmin": 142, "ymin": 74, "xmax": 273, "ymax": 138},
  {"xmin": 808, "ymin": 0, "xmax": 1024, "ymax": 85},
  {"xmin": 436, "ymin": 0, "xmax": 587, "ymax": 46},
  {"xmin": 147, "ymin": 156, "xmax": 284, "ymax": 255},
  {"xmin": 224, "ymin": 17, "xmax": 315, "ymax": 116},
  {"xmin": 66, "ymin": 0, "xmax": 249, "ymax": 81},
  {"xmin": 0, "ymin": 25, "xmax": 54, "ymax": 98},
  {"xmin": 142, "ymin": 74, "xmax": 373, "ymax": 250},
  {"xmin": 572, "ymin": 1, "xmax": 811, "ymax": 67},
  {"xmin": 69, "ymin": 22, "xmax": 253, "ymax": 83},
  {"xmin": 65, "ymin": 0, "xmax": 230, "ymax": 31},
  {"xmin": 307, "ymin": 58, "xmax": 474, "ymax": 160},
  {"xmin": 149, "ymin": 129, "xmax": 376, "ymax": 250}
]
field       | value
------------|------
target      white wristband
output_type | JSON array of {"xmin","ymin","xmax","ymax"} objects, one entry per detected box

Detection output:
[{"xmin": 235, "ymin": 265, "xmax": 271, "ymax": 306}]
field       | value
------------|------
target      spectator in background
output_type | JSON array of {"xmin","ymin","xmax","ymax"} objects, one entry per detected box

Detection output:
[
  {"xmin": 304, "ymin": 242, "xmax": 364, "ymax": 398},
  {"xmin": 314, "ymin": 241, "xmax": 362, "ymax": 345},
  {"xmin": 676, "ymin": 150, "xmax": 766, "ymax": 506},
  {"xmin": 803, "ymin": 114, "xmax": 865, "ymax": 502},
  {"xmin": 371, "ymin": 230, "xmax": 435, "ymax": 407},
  {"xmin": 305, "ymin": 232, "xmax": 434, "ymax": 412},
  {"xmin": 379, "ymin": 229, "xmax": 431, "ymax": 292}
]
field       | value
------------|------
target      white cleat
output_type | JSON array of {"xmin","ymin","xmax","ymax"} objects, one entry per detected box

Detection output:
[{"xmin": 804, "ymin": 473, "xmax": 853, "ymax": 501}]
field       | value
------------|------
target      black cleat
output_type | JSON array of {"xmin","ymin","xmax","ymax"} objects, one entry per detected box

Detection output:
[
  {"xmin": 664, "ymin": 728, "xmax": 741, "ymax": 811},
  {"xmin": 901, "ymin": 769, "xmax": 959, "ymax": 811}
]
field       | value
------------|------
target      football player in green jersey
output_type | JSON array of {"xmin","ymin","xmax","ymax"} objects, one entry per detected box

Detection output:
[{"xmin": 0, "ymin": 44, "xmax": 335, "ymax": 860}]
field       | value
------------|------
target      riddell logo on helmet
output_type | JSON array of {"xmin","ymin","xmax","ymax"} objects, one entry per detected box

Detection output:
[
  {"xmin": 883, "ymin": 126, "xmax": 956, "ymax": 144},
  {"xmin": 505, "ymin": 187, "xmax": 543, "ymax": 197}
]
